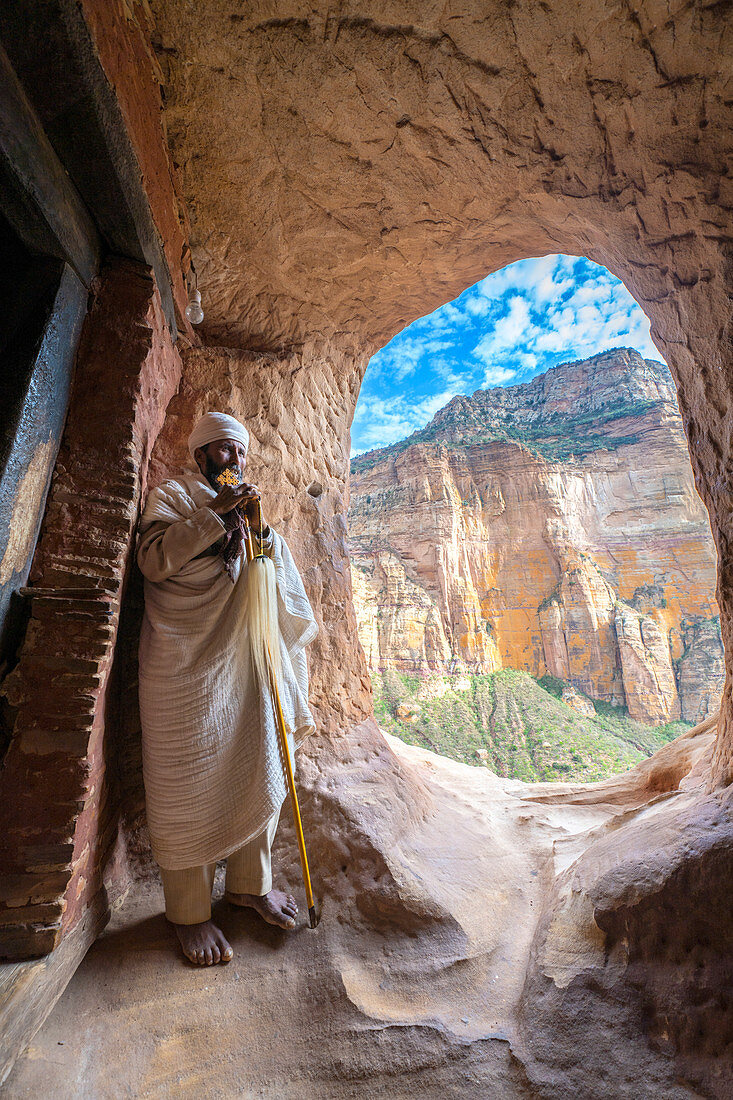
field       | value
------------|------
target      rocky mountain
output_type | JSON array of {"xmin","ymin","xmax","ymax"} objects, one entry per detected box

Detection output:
[{"xmin": 348, "ymin": 348, "xmax": 724, "ymax": 725}]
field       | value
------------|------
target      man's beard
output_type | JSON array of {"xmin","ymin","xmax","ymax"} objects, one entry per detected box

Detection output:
[{"xmin": 203, "ymin": 454, "xmax": 240, "ymax": 489}]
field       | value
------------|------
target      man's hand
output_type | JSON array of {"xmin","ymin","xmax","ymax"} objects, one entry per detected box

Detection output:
[
  {"xmin": 210, "ymin": 481, "xmax": 259, "ymax": 517},
  {"xmin": 210, "ymin": 481, "xmax": 267, "ymax": 532},
  {"xmin": 242, "ymin": 491, "xmax": 267, "ymax": 533}
]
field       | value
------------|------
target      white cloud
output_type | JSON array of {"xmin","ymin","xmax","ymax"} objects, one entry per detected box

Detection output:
[
  {"xmin": 483, "ymin": 365, "xmax": 517, "ymax": 386},
  {"xmin": 432, "ymin": 359, "xmax": 473, "ymax": 389},
  {"xmin": 351, "ymin": 386, "xmax": 467, "ymax": 455},
  {"xmin": 478, "ymin": 258, "xmax": 659, "ymax": 366},
  {"xmin": 473, "ymin": 255, "xmax": 565, "ymax": 305},
  {"xmin": 464, "ymin": 294, "xmax": 490, "ymax": 317},
  {"xmin": 356, "ymin": 253, "xmax": 661, "ymax": 450},
  {"xmin": 519, "ymin": 351, "xmax": 538, "ymax": 372},
  {"xmin": 411, "ymin": 388, "xmax": 461, "ymax": 423},
  {"xmin": 423, "ymin": 338, "xmax": 453, "ymax": 354},
  {"xmin": 473, "ymin": 295, "xmax": 531, "ymax": 363},
  {"xmin": 413, "ymin": 302, "xmax": 465, "ymax": 335},
  {"xmin": 371, "ymin": 336, "xmax": 424, "ymax": 383},
  {"xmin": 350, "ymin": 396, "xmax": 414, "ymax": 451}
]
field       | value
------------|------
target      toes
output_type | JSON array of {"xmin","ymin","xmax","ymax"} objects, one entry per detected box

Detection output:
[
  {"xmin": 204, "ymin": 947, "xmax": 214, "ymax": 965},
  {"xmin": 211, "ymin": 945, "xmax": 221, "ymax": 964},
  {"xmin": 212, "ymin": 927, "xmax": 233, "ymax": 963}
]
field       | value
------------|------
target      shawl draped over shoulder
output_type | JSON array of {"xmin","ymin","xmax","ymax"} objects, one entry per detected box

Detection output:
[{"xmin": 137, "ymin": 472, "xmax": 317, "ymax": 870}]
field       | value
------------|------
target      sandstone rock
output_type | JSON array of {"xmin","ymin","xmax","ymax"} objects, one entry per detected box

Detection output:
[
  {"xmin": 677, "ymin": 618, "xmax": 725, "ymax": 724},
  {"xmin": 351, "ymin": 551, "xmax": 452, "ymax": 671},
  {"xmin": 394, "ymin": 702, "xmax": 420, "ymax": 722},
  {"xmin": 9, "ymin": 716, "xmax": 728, "ymax": 1100},
  {"xmin": 561, "ymin": 684, "xmax": 597, "ymax": 718},
  {"xmin": 538, "ymin": 557, "xmax": 621, "ymax": 705},
  {"xmin": 350, "ymin": 351, "xmax": 722, "ymax": 724},
  {"xmin": 614, "ymin": 603, "xmax": 681, "ymax": 722}
]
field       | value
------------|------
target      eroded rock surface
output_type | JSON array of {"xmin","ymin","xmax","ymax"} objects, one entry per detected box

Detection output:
[
  {"xmin": 350, "ymin": 351, "xmax": 723, "ymax": 724},
  {"xmin": 7, "ymin": 717, "xmax": 730, "ymax": 1099}
]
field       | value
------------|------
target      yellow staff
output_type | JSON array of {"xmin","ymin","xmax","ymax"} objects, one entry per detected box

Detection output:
[{"xmin": 242, "ymin": 498, "xmax": 319, "ymax": 929}]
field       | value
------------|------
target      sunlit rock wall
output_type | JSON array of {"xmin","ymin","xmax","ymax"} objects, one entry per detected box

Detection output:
[
  {"xmin": 349, "ymin": 351, "xmax": 723, "ymax": 724},
  {"xmin": 161, "ymin": 344, "xmax": 371, "ymax": 735}
]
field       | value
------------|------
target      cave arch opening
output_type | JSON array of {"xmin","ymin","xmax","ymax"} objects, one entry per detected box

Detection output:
[{"xmin": 347, "ymin": 253, "xmax": 723, "ymax": 785}]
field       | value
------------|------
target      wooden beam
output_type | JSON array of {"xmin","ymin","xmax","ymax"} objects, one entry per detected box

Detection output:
[
  {"xmin": 0, "ymin": 43, "xmax": 100, "ymax": 287},
  {"xmin": 0, "ymin": 1, "xmax": 179, "ymax": 338}
]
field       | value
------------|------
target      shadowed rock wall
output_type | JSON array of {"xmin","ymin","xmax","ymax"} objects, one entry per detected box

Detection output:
[{"xmin": 0, "ymin": 258, "xmax": 181, "ymax": 959}]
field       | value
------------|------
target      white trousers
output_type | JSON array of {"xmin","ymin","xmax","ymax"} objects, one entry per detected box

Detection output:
[{"xmin": 159, "ymin": 809, "xmax": 280, "ymax": 924}]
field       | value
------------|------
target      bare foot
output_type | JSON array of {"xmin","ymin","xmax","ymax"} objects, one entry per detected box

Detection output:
[
  {"xmin": 172, "ymin": 919, "xmax": 233, "ymax": 965},
  {"xmin": 226, "ymin": 888, "xmax": 298, "ymax": 929}
]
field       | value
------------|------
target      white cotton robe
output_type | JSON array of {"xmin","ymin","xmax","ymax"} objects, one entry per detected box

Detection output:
[{"xmin": 137, "ymin": 472, "xmax": 317, "ymax": 871}]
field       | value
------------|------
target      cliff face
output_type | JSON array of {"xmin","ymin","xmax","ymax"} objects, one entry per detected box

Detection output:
[{"xmin": 348, "ymin": 349, "xmax": 724, "ymax": 725}]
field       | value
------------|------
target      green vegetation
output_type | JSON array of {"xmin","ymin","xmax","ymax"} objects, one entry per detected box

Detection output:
[{"xmin": 372, "ymin": 668, "xmax": 689, "ymax": 783}]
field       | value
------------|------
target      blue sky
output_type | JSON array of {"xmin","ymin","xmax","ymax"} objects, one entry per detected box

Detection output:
[{"xmin": 351, "ymin": 255, "xmax": 660, "ymax": 456}]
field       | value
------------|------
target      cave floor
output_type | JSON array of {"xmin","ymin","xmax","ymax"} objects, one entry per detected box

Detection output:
[{"xmin": 3, "ymin": 736, "xmax": 692, "ymax": 1099}]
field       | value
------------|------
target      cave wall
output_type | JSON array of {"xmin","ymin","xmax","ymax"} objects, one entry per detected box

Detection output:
[
  {"xmin": 517, "ymin": 781, "xmax": 733, "ymax": 1098},
  {"xmin": 0, "ymin": 1, "xmax": 730, "ymax": 1092},
  {"xmin": 147, "ymin": 0, "xmax": 733, "ymax": 781},
  {"xmin": 0, "ymin": 258, "xmax": 181, "ymax": 959},
  {"xmin": 76, "ymin": 0, "xmax": 194, "ymax": 334}
]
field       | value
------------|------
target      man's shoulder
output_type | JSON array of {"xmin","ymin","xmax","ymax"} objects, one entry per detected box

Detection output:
[
  {"xmin": 144, "ymin": 477, "xmax": 189, "ymax": 511},
  {"xmin": 149, "ymin": 475, "xmax": 188, "ymax": 499},
  {"xmin": 149, "ymin": 470, "xmax": 210, "ymax": 500},
  {"xmin": 141, "ymin": 473, "xmax": 207, "ymax": 526}
]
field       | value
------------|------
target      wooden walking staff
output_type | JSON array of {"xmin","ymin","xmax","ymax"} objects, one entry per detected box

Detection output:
[{"xmin": 241, "ymin": 494, "xmax": 320, "ymax": 929}]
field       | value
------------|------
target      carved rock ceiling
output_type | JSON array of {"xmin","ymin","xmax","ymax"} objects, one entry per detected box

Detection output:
[{"xmin": 149, "ymin": 1, "xmax": 731, "ymax": 353}]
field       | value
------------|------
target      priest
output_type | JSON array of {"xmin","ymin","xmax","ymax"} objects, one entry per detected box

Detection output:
[{"xmin": 137, "ymin": 412, "xmax": 318, "ymax": 965}]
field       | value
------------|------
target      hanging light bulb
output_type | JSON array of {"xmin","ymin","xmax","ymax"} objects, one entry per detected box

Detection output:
[
  {"xmin": 184, "ymin": 255, "xmax": 204, "ymax": 324},
  {"xmin": 185, "ymin": 288, "xmax": 204, "ymax": 325}
]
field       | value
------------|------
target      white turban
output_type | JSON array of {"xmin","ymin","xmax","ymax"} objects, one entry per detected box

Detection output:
[{"xmin": 187, "ymin": 412, "xmax": 250, "ymax": 462}]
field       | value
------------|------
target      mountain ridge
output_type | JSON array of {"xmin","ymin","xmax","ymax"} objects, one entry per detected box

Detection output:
[
  {"xmin": 348, "ymin": 347, "xmax": 723, "ymax": 726},
  {"xmin": 352, "ymin": 348, "xmax": 676, "ymax": 471}
]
